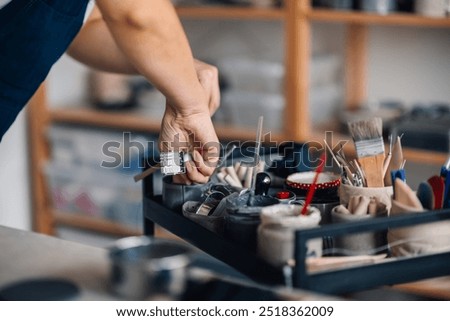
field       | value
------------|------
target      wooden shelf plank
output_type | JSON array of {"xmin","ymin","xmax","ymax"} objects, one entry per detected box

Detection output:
[
  {"xmin": 176, "ymin": 5, "xmax": 285, "ymax": 20},
  {"xmin": 309, "ymin": 128, "xmax": 448, "ymax": 165},
  {"xmin": 394, "ymin": 277, "xmax": 450, "ymax": 300},
  {"xmin": 308, "ymin": 9, "xmax": 450, "ymax": 28},
  {"xmin": 401, "ymin": 147, "xmax": 448, "ymax": 165},
  {"xmin": 54, "ymin": 211, "xmax": 181, "ymax": 240},
  {"xmin": 49, "ymin": 107, "xmax": 286, "ymax": 142},
  {"xmin": 50, "ymin": 107, "xmax": 162, "ymax": 133},
  {"xmin": 54, "ymin": 211, "xmax": 142, "ymax": 237}
]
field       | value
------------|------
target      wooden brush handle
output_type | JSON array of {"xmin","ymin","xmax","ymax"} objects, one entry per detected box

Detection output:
[{"xmin": 358, "ymin": 154, "xmax": 385, "ymax": 187}]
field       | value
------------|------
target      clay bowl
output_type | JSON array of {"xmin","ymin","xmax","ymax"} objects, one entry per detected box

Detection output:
[{"xmin": 285, "ymin": 171, "xmax": 340, "ymax": 201}]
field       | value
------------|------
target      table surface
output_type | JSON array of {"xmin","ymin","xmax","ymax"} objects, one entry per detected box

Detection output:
[
  {"xmin": 0, "ymin": 225, "xmax": 337, "ymax": 301},
  {"xmin": 0, "ymin": 226, "xmax": 115, "ymax": 300},
  {"xmin": 1, "ymin": 225, "xmax": 449, "ymax": 301}
]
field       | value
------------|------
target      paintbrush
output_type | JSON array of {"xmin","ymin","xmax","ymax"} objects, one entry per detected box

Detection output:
[
  {"xmin": 348, "ymin": 117, "xmax": 385, "ymax": 187},
  {"xmin": 384, "ymin": 135, "xmax": 404, "ymax": 186},
  {"xmin": 301, "ymin": 152, "xmax": 326, "ymax": 216}
]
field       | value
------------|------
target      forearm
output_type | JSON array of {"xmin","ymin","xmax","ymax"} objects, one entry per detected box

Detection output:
[{"xmin": 95, "ymin": 0, "xmax": 207, "ymax": 116}]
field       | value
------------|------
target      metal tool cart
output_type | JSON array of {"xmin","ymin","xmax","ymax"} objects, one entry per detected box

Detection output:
[{"xmin": 141, "ymin": 150, "xmax": 450, "ymax": 296}]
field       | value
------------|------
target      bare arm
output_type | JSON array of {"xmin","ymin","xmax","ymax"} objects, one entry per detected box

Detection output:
[
  {"xmin": 94, "ymin": 0, "xmax": 207, "ymax": 115},
  {"xmin": 67, "ymin": 7, "xmax": 137, "ymax": 74},
  {"xmin": 69, "ymin": 0, "xmax": 220, "ymax": 182},
  {"xmin": 68, "ymin": 7, "xmax": 220, "ymax": 115}
]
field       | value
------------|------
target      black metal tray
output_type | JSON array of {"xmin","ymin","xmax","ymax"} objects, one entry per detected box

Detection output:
[{"xmin": 142, "ymin": 163, "xmax": 450, "ymax": 296}]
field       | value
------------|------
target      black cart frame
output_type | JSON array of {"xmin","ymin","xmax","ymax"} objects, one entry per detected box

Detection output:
[{"xmin": 143, "ymin": 172, "xmax": 450, "ymax": 295}]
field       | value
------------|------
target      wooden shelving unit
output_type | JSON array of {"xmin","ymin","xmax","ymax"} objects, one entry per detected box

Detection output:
[
  {"xmin": 176, "ymin": 5, "xmax": 285, "ymax": 20},
  {"xmin": 54, "ymin": 211, "xmax": 142, "ymax": 237},
  {"xmin": 50, "ymin": 107, "xmax": 285, "ymax": 142},
  {"xmin": 308, "ymin": 9, "xmax": 450, "ymax": 27},
  {"xmin": 27, "ymin": 0, "xmax": 450, "ymax": 236}
]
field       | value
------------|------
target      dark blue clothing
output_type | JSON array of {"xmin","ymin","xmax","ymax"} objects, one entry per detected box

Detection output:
[{"xmin": 0, "ymin": 0, "xmax": 89, "ymax": 141}]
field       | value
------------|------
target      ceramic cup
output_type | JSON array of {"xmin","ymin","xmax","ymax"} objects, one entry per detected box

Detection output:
[
  {"xmin": 285, "ymin": 171, "xmax": 340, "ymax": 200},
  {"xmin": 331, "ymin": 205, "xmax": 387, "ymax": 256},
  {"xmin": 224, "ymin": 193, "xmax": 279, "ymax": 252},
  {"xmin": 331, "ymin": 205, "xmax": 388, "ymax": 256},
  {"xmin": 257, "ymin": 204, "xmax": 322, "ymax": 267},
  {"xmin": 339, "ymin": 184, "xmax": 393, "ymax": 213}
]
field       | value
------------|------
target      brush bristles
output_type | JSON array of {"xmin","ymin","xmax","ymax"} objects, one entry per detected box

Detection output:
[{"xmin": 348, "ymin": 117, "xmax": 383, "ymax": 142}]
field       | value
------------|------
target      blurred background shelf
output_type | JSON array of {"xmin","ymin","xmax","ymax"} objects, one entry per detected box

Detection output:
[
  {"xmin": 176, "ymin": 5, "xmax": 285, "ymax": 20},
  {"xmin": 50, "ymin": 107, "xmax": 285, "ymax": 142},
  {"xmin": 54, "ymin": 211, "xmax": 142, "ymax": 237},
  {"xmin": 27, "ymin": 0, "xmax": 450, "ymax": 237},
  {"xmin": 308, "ymin": 9, "xmax": 450, "ymax": 27},
  {"xmin": 54, "ymin": 211, "xmax": 178, "ymax": 240},
  {"xmin": 50, "ymin": 107, "xmax": 162, "ymax": 133}
]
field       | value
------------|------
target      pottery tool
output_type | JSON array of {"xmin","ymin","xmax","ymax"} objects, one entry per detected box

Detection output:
[
  {"xmin": 323, "ymin": 139, "xmax": 341, "ymax": 168},
  {"xmin": 353, "ymin": 196, "xmax": 371, "ymax": 215},
  {"xmin": 216, "ymin": 171, "xmax": 226, "ymax": 184},
  {"xmin": 348, "ymin": 196, "xmax": 359, "ymax": 213},
  {"xmin": 133, "ymin": 152, "xmax": 192, "ymax": 182},
  {"xmin": 350, "ymin": 160, "xmax": 366, "ymax": 187},
  {"xmin": 440, "ymin": 156, "xmax": 450, "ymax": 209},
  {"xmin": 244, "ymin": 166, "xmax": 254, "ymax": 189},
  {"xmin": 133, "ymin": 163, "xmax": 161, "ymax": 182},
  {"xmin": 300, "ymin": 152, "xmax": 326, "ymax": 216},
  {"xmin": 233, "ymin": 161, "xmax": 240, "ymax": 172},
  {"xmin": 394, "ymin": 178, "xmax": 423, "ymax": 209},
  {"xmin": 243, "ymin": 116, "xmax": 264, "ymax": 205},
  {"xmin": 208, "ymin": 144, "xmax": 237, "ymax": 182},
  {"xmin": 341, "ymin": 166, "xmax": 354, "ymax": 186},
  {"xmin": 225, "ymin": 166, "xmax": 243, "ymax": 188},
  {"xmin": 390, "ymin": 167, "xmax": 406, "ymax": 187},
  {"xmin": 348, "ymin": 117, "xmax": 385, "ymax": 187},
  {"xmin": 256, "ymin": 160, "xmax": 266, "ymax": 174},
  {"xmin": 368, "ymin": 198, "xmax": 377, "ymax": 215},
  {"xmin": 416, "ymin": 181, "xmax": 434, "ymax": 210},
  {"xmin": 255, "ymin": 172, "xmax": 271, "ymax": 196},
  {"xmin": 237, "ymin": 164, "xmax": 247, "ymax": 181},
  {"xmin": 384, "ymin": 135, "xmax": 404, "ymax": 186},
  {"xmin": 224, "ymin": 175, "xmax": 242, "ymax": 188},
  {"xmin": 382, "ymin": 134, "xmax": 394, "ymax": 178},
  {"xmin": 427, "ymin": 175, "xmax": 445, "ymax": 210},
  {"xmin": 251, "ymin": 116, "xmax": 264, "ymax": 192}
]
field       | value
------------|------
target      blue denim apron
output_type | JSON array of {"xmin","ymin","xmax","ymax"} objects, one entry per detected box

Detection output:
[{"xmin": 0, "ymin": 0, "xmax": 89, "ymax": 141}]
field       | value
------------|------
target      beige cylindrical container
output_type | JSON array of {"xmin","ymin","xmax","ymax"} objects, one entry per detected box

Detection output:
[
  {"xmin": 339, "ymin": 184, "xmax": 393, "ymax": 213},
  {"xmin": 388, "ymin": 200, "xmax": 450, "ymax": 257},
  {"xmin": 331, "ymin": 205, "xmax": 388, "ymax": 256},
  {"xmin": 257, "ymin": 204, "xmax": 322, "ymax": 268}
]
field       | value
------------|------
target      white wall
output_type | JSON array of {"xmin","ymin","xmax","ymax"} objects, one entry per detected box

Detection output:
[
  {"xmin": 0, "ymin": 111, "xmax": 31, "ymax": 230},
  {"xmin": 368, "ymin": 26, "xmax": 450, "ymax": 105},
  {"xmin": 1, "ymin": 19, "xmax": 449, "ymax": 231}
]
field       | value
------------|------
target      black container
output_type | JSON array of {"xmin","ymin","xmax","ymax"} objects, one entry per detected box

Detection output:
[
  {"xmin": 162, "ymin": 176, "xmax": 211, "ymax": 212},
  {"xmin": 224, "ymin": 193, "xmax": 279, "ymax": 252}
]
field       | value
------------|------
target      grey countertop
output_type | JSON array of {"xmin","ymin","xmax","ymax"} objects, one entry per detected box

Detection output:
[
  {"xmin": 0, "ymin": 225, "xmax": 114, "ymax": 300},
  {"xmin": 0, "ymin": 225, "xmax": 337, "ymax": 301},
  {"xmin": 3, "ymin": 225, "xmax": 447, "ymax": 301}
]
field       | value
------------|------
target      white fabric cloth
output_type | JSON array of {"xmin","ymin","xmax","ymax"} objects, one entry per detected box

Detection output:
[{"xmin": 0, "ymin": 0, "xmax": 12, "ymax": 10}]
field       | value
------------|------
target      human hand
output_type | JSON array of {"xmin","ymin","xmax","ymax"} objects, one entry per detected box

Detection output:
[
  {"xmin": 159, "ymin": 104, "xmax": 220, "ymax": 184},
  {"xmin": 194, "ymin": 59, "xmax": 220, "ymax": 116}
]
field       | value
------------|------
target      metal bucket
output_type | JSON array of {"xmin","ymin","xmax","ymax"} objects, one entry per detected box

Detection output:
[{"xmin": 109, "ymin": 236, "xmax": 192, "ymax": 300}]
